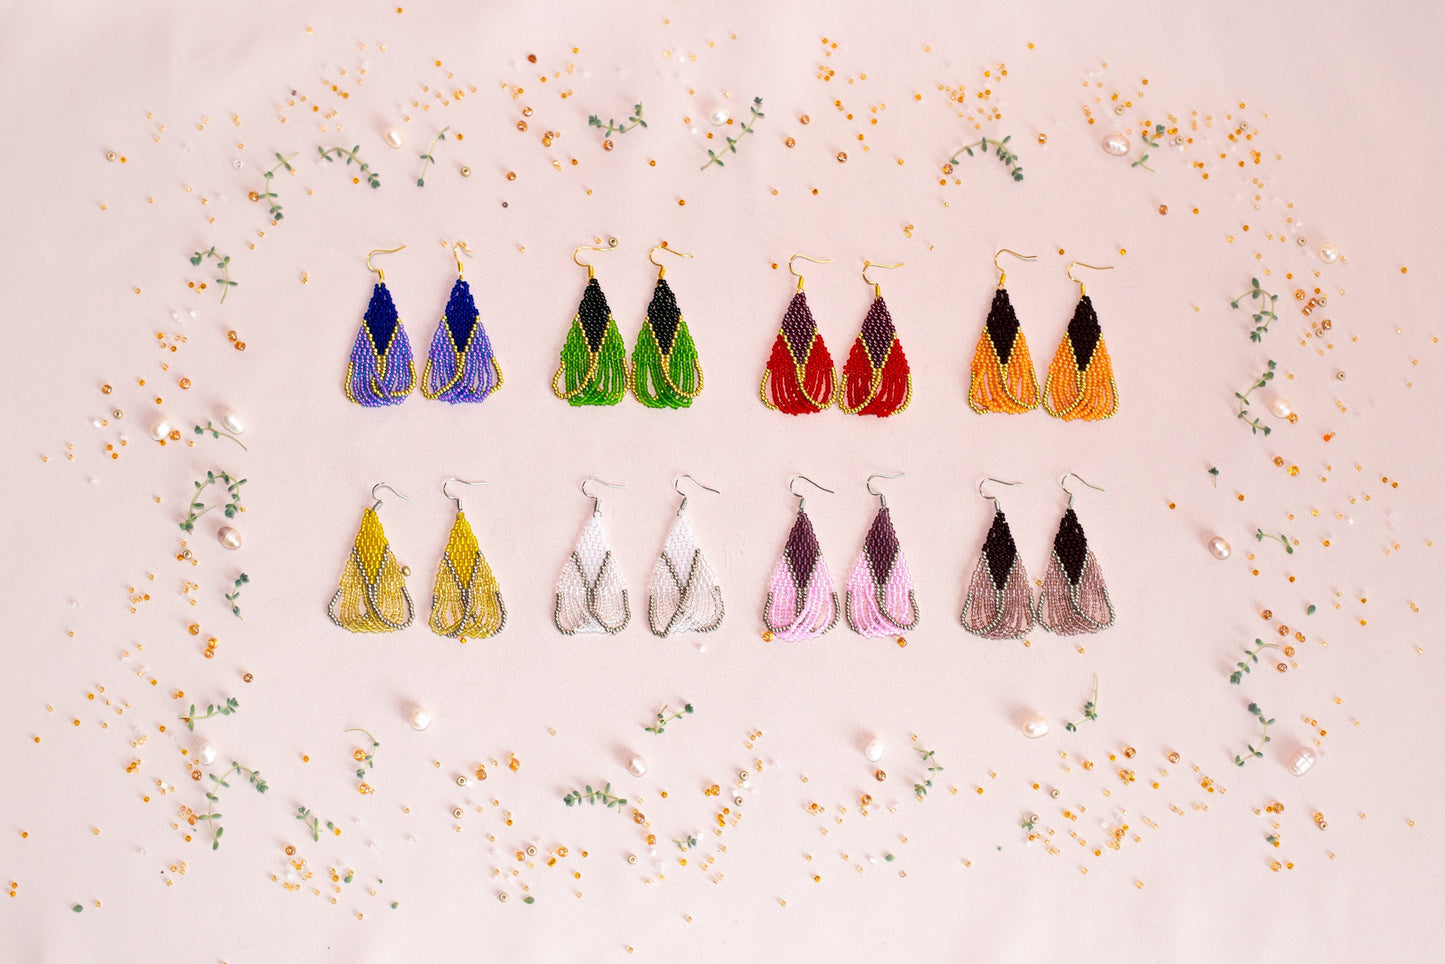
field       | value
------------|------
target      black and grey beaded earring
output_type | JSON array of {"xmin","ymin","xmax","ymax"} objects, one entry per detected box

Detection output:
[
  {"xmin": 1034, "ymin": 473, "xmax": 1115, "ymax": 634},
  {"xmin": 960, "ymin": 478, "xmax": 1035, "ymax": 639}
]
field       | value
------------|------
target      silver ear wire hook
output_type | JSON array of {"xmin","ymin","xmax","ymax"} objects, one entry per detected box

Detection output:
[
  {"xmin": 371, "ymin": 482, "xmax": 412, "ymax": 510},
  {"xmin": 1059, "ymin": 472, "xmax": 1104, "ymax": 508},
  {"xmin": 978, "ymin": 477, "xmax": 1022, "ymax": 512},
  {"xmin": 442, "ymin": 477, "xmax": 488, "ymax": 513},
  {"xmin": 581, "ymin": 476, "xmax": 624, "ymax": 515},
  {"xmin": 789, "ymin": 475, "xmax": 834, "ymax": 512},
  {"xmin": 673, "ymin": 474, "xmax": 720, "ymax": 515},
  {"xmin": 865, "ymin": 472, "xmax": 905, "ymax": 508}
]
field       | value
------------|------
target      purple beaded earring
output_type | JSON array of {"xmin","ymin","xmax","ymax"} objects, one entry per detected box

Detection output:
[
  {"xmin": 960, "ymin": 478, "xmax": 1035, "ymax": 639},
  {"xmin": 421, "ymin": 242, "xmax": 503, "ymax": 404},
  {"xmin": 845, "ymin": 473, "xmax": 919, "ymax": 638},
  {"xmin": 763, "ymin": 476, "xmax": 839, "ymax": 641},
  {"xmin": 1034, "ymin": 473, "xmax": 1115, "ymax": 634},
  {"xmin": 345, "ymin": 245, "xmax": 416, "ymax": 407}
]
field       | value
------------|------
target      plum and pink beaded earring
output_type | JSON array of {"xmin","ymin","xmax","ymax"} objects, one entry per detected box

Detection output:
[
  {"xmin": 968, "ymin": 249, "xmax": 1042, "ymax": 414},
  {"xmin": 555, "ymin": 477, "xmax": 631, "ymax": 634},
  {"xmin": 553, "ymin": 240, "xmax": 627, "ymax": 406},
  {"xmin": 421, "ymin": 242, "xmax": 504, "ymax": 404},
  {"xmin": 1034, "ymin": 473, "xmax": 1115, "ymax": 634},
  {"xmin": 428, "ymin": 478, "xmax": 506, "ymax": 640},
  {"xmin": 839, "ymin": 260, "xmax": 912, "ymax": 417},
  {"xmin": 1043, "ymin": 262, "xmax": 1119, "ymax": 420},
  {"xmin": 345, "ymin": 246, "xmax": 416, "ymax": 406},
  {"xmin": 648, "ymin": 474, "xmax": 724, "ymax": 637},
  {"xmin": 960, "ymin": 478, "xmax": 1035, "ymax": 639},
  {"xmin": 845, "ymin": 473, "xmax": 919, "ymax": 638},
  {"xmin": 632, "ymin": 243, "xmax": 705, "ymax": 409},
  {"xmin": 763, "ymin": 476, "xmax": 839, "ymax": 641},
  {"xmin": 759, "ymin": 254, "xmax": 837, "ymax": 415},
  {"xmin": 328, "ymin": 483, "xmax": 415, "ymax": 632}
]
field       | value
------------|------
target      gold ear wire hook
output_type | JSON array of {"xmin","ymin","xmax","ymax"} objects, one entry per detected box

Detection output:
[
  {"xmin": 573, "ymin": 238, "xmax": 619, "ymax": 280},
  {"xmin": 581, "ymin": 476, "xmax": 625, "ymax": 515},
  {"xmin": 865, "ymin": 472, "xmax": 905, "ymax": 508},
  {"xmin": 862, "ymin": 259, "xmax": 904, "ymax": 299},
  {"xmin": 650, "ymin": 242, "xmax": 694, "ymax": 280},
  {"xmin": 993, "ymin": 248, "xmax": 1037, "ymax": 289},
  {"xmin": 673, "ymin": 473, "xmax": 720, "ymax": 515},
  {"xmin": 1059, "ymin": 472, "xmax": 1104, "ymax": 508},
  {"xmin": 442, "ymin": 477, "xmax": 488, "ymax": 513},
  {"xmin": 366, "ymin": 245, "xmax": 407, "ymax": 283},
  {"xmin": 371, "ymin": 482, "xmax": 413, "ymax": 510},
  {"xmin": 789, "ymin": 474, "xmax": 835, "ymax": 511},
  {"xmin": 978, "ymin": 477, "xmax": 1022, "ymax": 511},
  {"xmin": 1067, "ymin": 261, "xmax": 1114, "ymax": 297},
  {"xmin": 788, "ymin": 253, "xmax": 833, "ymax": 291},
  {"xmin": 453, "ymin": 241, "xmax": 473, "ymax": 276}
]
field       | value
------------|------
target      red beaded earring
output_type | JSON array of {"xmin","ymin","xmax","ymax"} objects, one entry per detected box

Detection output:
[
  {"xmin": 839, "ymin": 260, "xmax": 912, "ymax": 417},
  {"xmin": 759, "ymin": 254, "xmax": 836, "ymax": 415}
]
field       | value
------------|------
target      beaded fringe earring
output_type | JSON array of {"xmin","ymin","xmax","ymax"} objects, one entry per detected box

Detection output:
[
  {"xmin": 1044, "ymin": 262, "xmax": 1119, "ymax": 421},
  {"xmin": 555, "ymin": 478, "xmax": 630, "ymax": 634},
  {"xmin": 763, "ymin": 477, "xmax": 839, "ymax": 640},
  {"xmin": 839, "ymin": 260, "xmax": 912, "ymax": 417},
  {"xmin": 422, "ymin": 242, "xmax": 504, "ymax": 404},
  {"xmin": 554, "ymin": 241, "xmax": 628, "ymax": 406},
  {"xmin": 632, "ymin": 244, "xmax": 704, "ymax": 408},
  {"xmin": 845, "ymin": 473, "xmax": 919, "ymax": 637},
  {"xmin": 428, "ymin": 479, "xmax": 506, "ymax": 640},
  {"xmin": 1035, "ymin": 474, "xmax": 1115, "ymax": 634},
  {"xmin": 760, "ymin": 254, "xmax": 836, "ymax": 414},
  {"xmin": 960, "ymin": 479, "xmax": 1035, "ymax": 639},
  {"xmin": 345, "ymin": 246, "xmax": 416, "ymax": 407},
  {"xmin": 329, "ymin": 483, "xmax": 415, "ymax": 632},
  {"xmin": 968, "ymin": 249, "xmax": 1042, "ymax": 414},
  {"xmin": 648, "ymin": 475, "xmax": 724, "ymax": 636}
]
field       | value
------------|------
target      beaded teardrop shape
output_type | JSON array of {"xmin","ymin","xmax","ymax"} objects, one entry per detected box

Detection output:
[
  {"xmin": 760, "ymin": 291, "xmax": 836, "ymax": 414},
  {"xmin": 422, "ymin": 276, "xmax": 504, "ymax": 403},
  {"xmin": 838, "ymin": 296, "xmax": 912, "ymax": 417},
  {"xmin": 345, "ymin": 282, "xmax": 416, "ymax": 406},
  {"xmin": 960, "ymin": 508, "xmax": 1034, "ymax": 639},
  {"xmin": 632, "ymin": 277, "xmax": 704, "ymax": 408},
  {"xmin": 763, "ymin": 507, "xmax": 839, "ymax": 640},
  {"xmin": 1034, "ymin": 507, "xmax": 1115, "ymax": 634},
  {"xmin": 553, "ymin": 278, "xmax": 628, "ymax": 406},
  {"xmin": 648, "ymin": 509, "xmax": 724, "ymax": 635},
  {"xmin": 555, "ymin": 513, "xmax": 630, "ymax": 633},
  {"xmin": 328, "ymin": 508, "xmax": 414, "ymax": 632},
  {"xmin": 845, "ymin": 505, "xmax": 919, "ymax": 636},
  {"xmin": 1043, "ymin": 294, "xmax": 1118, "ymax": 420},
  {"xmin": 429, "ymin": 511, "xmax": 506, "ymax": 638},
  {"xmin": 968, "ymin": 286, "xmax": 1041, "ymax": 413}
]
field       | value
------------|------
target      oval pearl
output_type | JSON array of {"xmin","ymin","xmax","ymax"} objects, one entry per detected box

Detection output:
[
  {"xmin": 708, "ymin": 107, "xmax": 729, "ymax": 125},
  {"xmin": 220, "ymin": 411, "xmax": 245, "ymax": 434},
  {"xmin": 1102, "ymin": 132, "xmax": 1130, "ymax": 156},
  {"xmin": 1318, "ymin": 243, "xmax": 1340, "ymax": 264},
  {"xmin": 864, "ymin": 738, "xmax": 884, "ymax": 763},
  {"xmin": 197, "ymin": 742, "xmax": 217, "ymax": 766},
  {"xmin": 1208, "ymin": 536, "xmax": 1232, "ymax": 560},
  {"xmin": 626, "ymin": 755, "xmax": 648, "ymax": 777},
  {"xmin": 150, "ymin": 416, "xmax": 173, "ymax": 441},
  {"xmin": 1287, "ymin": 746, "xmax": 1316, "ymax": 776},
  {"xmin": 1022, "ymin": 715, "xmax": 1050, "ymax": 739},
  {"xmin": 1268, "ymin": 397, "xmax": 1292, "ymax": 418},
  {"xmin": 383, "ymin": 128, "xmax": 404, "ymax": 149},
  {"xmin": 409, "ymin": 706, "xmax": 431, "ymax": 731},
  {"xmin": 217, "ymin": 526, "xmax": 242, "ymax": 550}
]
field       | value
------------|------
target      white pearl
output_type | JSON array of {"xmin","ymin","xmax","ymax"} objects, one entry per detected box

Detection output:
[
  {"xmin": 149, "ymin": 416, "xmax": 173, "ymax": 441},
  {"xmin": 1287, "ymin": 746, "xmax": 1316, "ymax": 776},
  {"xmin": 864, "ymin": 738, "xmax": 884, "ymax": 763},
  {"xmin": 197, "ymin": 742, "xmax": 218, "ymax": 766},
  {"xmin": 217, "ymin": 526, "xmax": 242, "ymax": 550},
  {"xmin": 1318, "ymin": 243, "xmax": 1340, "ymax": 264},
  {"xmin": 1268, "ymin": 397, "xmax": 1292, "ymax": 418},
  {"xmin": 220, "ymin": 411, "xmax": 245, "ymax": 434},
  {"xmin": 1022, "ymin": 715, "xmax": 1050, "ymax": 739},
  {"xmin": 409, "ymin": 706, "xmax": 431, "ymax": 730},
  {"xmin": 626, "ymin": 755, "xmax": 648, "ymax": 777},
  {"xmin": 1102, "ymin": 132, "xmax": 1130, "ymax": 156},
  {"xmin": 1208, "ymin": 536, "xmax": 1232, "ymax": 560},
  {"xmin": 708, "ymin": 107, "xmax": 730, "ymax": 125},
  {"xmin": 383, "ymin": 128, "xmax": 404, "ymax": 149}
]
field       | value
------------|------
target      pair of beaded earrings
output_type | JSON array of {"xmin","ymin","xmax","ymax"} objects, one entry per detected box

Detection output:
[
  {"xmin": 763, "ymin": 475, "xmax": 919, "ymax": 641},
  {"xmin": 555, "ymin": 476, "xmax": 725, "ymax": 637},
  {"xmin": 553, "ymin": 241, "xmax": 705, "ymax": 409},
  {"xmin": 345, "ymin": 244, "xmax": 504, "ymax": 407},
  {"xmin": 760, "ymin": 255, "xmax": 913, "ymax": 418},
  {"xmin": 960, "ymin": 475, "xmax": 1116, "ymax": 638},
  {"xmin": 968, "ymin": 251, "xmax": 1119, "ymax": 420},
  {"xmin": 328, "ymin": 481, "xmax": 506, "ymax": 639}
]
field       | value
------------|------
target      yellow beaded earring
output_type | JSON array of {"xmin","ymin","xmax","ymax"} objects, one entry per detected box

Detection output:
[
  {"xmin": 429, "ymin": 478, "xmax": 506, "ymax": 640},
  {"xmin": 328, "ymin": 483, "xmax": 415, "ymax": 633}
]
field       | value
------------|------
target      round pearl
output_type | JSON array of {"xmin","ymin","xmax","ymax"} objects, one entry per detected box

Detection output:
[
  {"xmin": 626, "ymin": 755, "xmax": 648, "ymax": 777},
  {"xmin": 1102, "ymin": 132, "xmax": 1130, "ymax": 156},
  {"xmin": 1268, "ymin": 397, "xmax": 1293, "ymax": 418},
  {"xmin": 1287, "ymin": 746, "xmax": 1316, "ymax": 776},
  {"xmin": 1022, "ymin": 715, "xmax": 1050, "ymax": 739},
  {"xmin": 150, "ymin": 416, "xmax": 173, "ymax": 441},
  {"xmin": 217, "ymin": 526, "xmax": 242, "ymax": 551},
  {"xmin": 1318, "ymin": 243, "xmax": 1340, "ymax": 264},
  {"xmin": 197, "ymin": 742, "xmax": 217, "ymax": 766},
  {"xmin": 220, "ymin": 411, "xmax": 245, "ymax": 434},
  {"xmin": 708, "ymin": 107, "xmax": 729, "ymax": 125},
  {"xmin": 1208, "ymin": 536, "xmax": 1232, "ymax": 560},
  {"xmin": 864, "ymin": 738, "xmax": 884, "ymax": 763},
  {"xmin": 409, "ymin": 706, "xmax": 431, "ymax": 731},
  {"xmin": 383, "ymin": 128, "xmax": 404, "ymax": 149}
]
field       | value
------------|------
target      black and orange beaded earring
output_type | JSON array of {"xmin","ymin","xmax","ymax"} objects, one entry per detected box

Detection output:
[
  {"xmin": 1043, "ymin": 262, "xmax": 1119, "ymax": 421},
  {"xmin": 1034, "ymin": 473, "xmax": 1115, "ymax": 634},
  {"xmin": 631, "ymin": 243, "xmax": 704, "ymax": 408},
  {"xmin": 553, "ymin": 240, "xmax": 627, "ymax": 406},
  {"xmin": 839, "ymin": 260, "xmax": 912, "ymax": 417},
  {"xmin": 760, "ymin": 254, "xmax": 836, "ymax": 414},
  {"xmin": 968, "ymin": 249, "xmax": 1042, "ymax": 414}
]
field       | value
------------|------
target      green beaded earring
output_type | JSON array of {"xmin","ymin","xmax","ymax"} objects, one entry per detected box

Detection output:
[
  {"xmin": 631, "ymin": 242, "xmax": 704, "ymax": 409},
  {"xmin": 552, "ymin": 239, "xmax": 628, "ymax": 406}
]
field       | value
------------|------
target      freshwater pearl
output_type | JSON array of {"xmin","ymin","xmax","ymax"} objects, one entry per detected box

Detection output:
[
  {"xmin": 1208, "ymin": 536, "xmax": 1232, "ymax": 560},
  {"xmin": 1318, "ymin": 243, "xmax": 1340, "ymax": 264},
  {"xmin": 409, "ymin": 706, "xmax": 431, "ymax": 730},
  {"xmin": 626, "ymin": 755, "xmax": 648, "ymax": 777},
  {"xmin": 197, "ymin": 742, "xmax": 217, "ymax": 766},
  {"xmin": 1102, "ymin": 132, "xmax": 1130, "ymax": 156},
  {"xmin": 1287, "ymin": 746, "xmax": 1316, "ymax": 776},
  {"xmin": 864, "ymin": 738, "xmax": 884, "ymax": 763},
  {"xmin": 1268, "ymin": 397, "xmax": 1293, "ymax": 418},
  {"xmin": 217, "ymin": 527, "xmax": 242, "ymax": 550},
  {"xmin": 220, "ymin": 411, "xmax": 245, "ymax": 434},
  {"xmin": 383, "ymin": 128, "xmax": 404, "ymax": 149},
  {"xmin": 708, "ymin": 107, "xmax": 730, "ymax": 125},
  {"xmin": 149, "ymin": 416, "xmax": 173, "ymax": 441},
  {"xmin": 1022, "ymin": 715, "xmax": 1050, "ymax": 739}
]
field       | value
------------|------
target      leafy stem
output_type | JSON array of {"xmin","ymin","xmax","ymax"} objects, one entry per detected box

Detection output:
[
  {"xmin": 588, "ymin": 104, "xmax": 647, "ymax": 141},
  {"xmin": 346, "ymin": 727, "xmax": 380, "ymax": 780},
  {"xmin": 1064, "ymin": 674, "xmax": 1100, "ymax": 732},
  {"xmin": 645, "ymin": 702, "xmax": 694, "ymax": 735},
  {"xmin": 1235, "ymin": 359, "xmax": 1277, "ymax": 436},
  {"xmin": 1234, "ymin": 702, "xmax": 1275, "ymax": 766},
  {"xmin": 1208, "ymin": 466, "xmax": 1220, "ymax": 488},
  {"xmin": 296, "ymin": 805, "xmax": 335, "ymax": 842},
  {"xmin": 199, "ymin": 761, "xmax": 268, "ymax": 850},
  {"xmin": 188, "ymin": 247, "xmax": 238, "ymax": 303},
  {"xmin": 912, "ymin": 747, "xmax": 944, "ymax": 800},
  {"xmin": 701, "ymin": 97, "xmax": 764, "ymax": 170},
  {"xmin": 415, "ymin": 126, "xmax": 450, "ymax": 186},
  {"xmin": 1255, "ymin": 529, "xmax": 1295, "ymax": 554},
  {"xmin": 948, "ymin": 134, "xmax": 1024, "ymax": 181},
  {"xmin": 317, "ymin": 145, "xmax": 381, "ymax": 188},
  {"xmin": 673, "ymin": 834, "xmax": 699, "ymax": 850},
  {"xmin": 563, "ymin": 782, "xmax": 628, "ymax": 810},
  {"xmin": 179, "ymin": 470, "xmax": 247, "ymax": 533},
  {"xmin": 255, "ymin": 152, "xmax": 296, "ymax": 222},
  {"xmin": 1232, "ymin": 278, "xmax": 1280, "ymax": 342},
  {"xmin": 225, "ymin": 573, "xmax": 250, "ymax": 618},
  {"xmin": 193, "ymin": 421, "xmax": 248, "ymax": 451},
  {"xmin": 1230, "ymin": 638, "xmax": 1279, "ymax": 685},
  {"xmin": 180, "ymin": 697, "xmax": 239, "ymax": 732},
  {"xmin": 1132, "ymin": 123, "xmax": 1165, "ymax": 171}
]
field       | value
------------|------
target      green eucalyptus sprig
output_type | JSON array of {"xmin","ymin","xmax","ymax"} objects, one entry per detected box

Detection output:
[
  {"xmin": 225, "ymin": 573, "xmax": 249, "ymax": 618},
  {"xmin": 1208, "ymin": 466, "xmax": 1220, "ymax": 487},
  {"xmin": 198, "ymin": 761, "xmax": 268, "ymax": 850},
  {"xmin": 296, "ymin": 805, "xmax": 335, "ymax": 842},
  {"xmin": 1232, "ymin": 278, "xmax": 1280, "ymax": 342},
  {"xmin": 1230, "ymin": 639, "xmax": 1279, "ymax": 684},
  {"xmin": 1255, "ymin": 529, "xmax": 1295, "ymax": 554},
  {"xmin": 416, "ymin": 126, "xmax": 450, "ymax": 186},
  {"xmin": 948, "ymin": 134, "xmax": 1024, "ymax": 181},
  {"xmin": 1132, "ymin": 123, "xmax": 1165, "ymax": 171},
  {"xmin": 188, "ymin": 248, "xmax": 238, "ymax": 303},
  {"xmin": 180, "ymin": 697, "xmax": 239, "ymax": 731},
  {"xmin": 1064, "ymin": 674, "xmax": 1100, "ymax": 732},
  {"xmin": 588, "ymin": 104, "xmax": 646, "ymax": 140},
  {"xmin": 179, "ymin": 470, "xmax": 246, "ymax": 533},
  {"xmin": 345, "ymin": 727, "xmax": 380, "ymax": 779},
  {"xmin": 645, "ymin": 703, "xmax": 693, "ymax": 735},
  {"xmin": 1020, "ymin": 813, "xmax": 1039, "ymax": 832},
  {"xmin": 563, "ymin": 782, "xmax": 628, "ymax": 810},
  {"xmin": 673, "ymin": 834, "xmax": 699, "ymax": 850},
  {"xmin": 317, "ymin": 145, "xmax": 381, "ymax": 188},
  {"xmin": 701, "ymin": 97, "xmax": 764, "ymax": 171},
  {"xmin": 1234, "ymin": 702, "xmax": 1274, "ymax": 766},
  {"xmin": 193, "ymin": 420, "xmax": 247, "ymax": 451},
  {"xmin": 1235, "ymin": 359, "xmax": 1277, "ymax": 436},
  {"xmin": 256, "ymin": 152, "xmax": 297, "ymax": 222},
  {"xmin": 912, "ymin": 747, "xmax": 943, "ymax": 800}
]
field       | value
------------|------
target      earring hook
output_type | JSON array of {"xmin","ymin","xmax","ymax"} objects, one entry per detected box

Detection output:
[
  {"xmin": 1059, "ymin": 472, "xmax": 1104, "ymax": 507},
  {"xmin": 789, "ymin": 474, "xmax": 835, "ymax": 511},
  {"xmin": 788, "ymin": 253, "xmax": 832, "ymax": 291},
  {"xmin": 453, "ymin": 241, "xmax": 473, "ymax": 275},
  {"xmin": 650, "ymin": 242, "xmax": 694, "ymax": 279},
  {"xmin": 1067, "ymin": 261, "xmax": 1114, "ymax": 297},
  {"xmin": 862, "ymin": 259, "xmax": 904, "ymax": 299},
  {"xmin": 977, "ymin": 477, "xmax": 1021, "ymax": 511},
  {"xmin": 366, "ymin": 245, "xmax": 407, "ymax": 282},
  {"xmin": 371, "ymin": 482, "xmax": 413, "ymax": 510},
  {"xmin": 573, "ymin": 238, "xmax": 619, "ymax": 279},
  {"xmin": 673, "ymin": 473, "xmax": 720, "ymax": 515},
  {"xmin": 581, "ymin": 475, "xmax": 624, "ymax": 515},
  {"xmin": 993, "ymin": 248, "xmax": 1036, "ymax": 288},
  {"xmin": 442, "ymin": 477, "xmax": 488, "ymax": 513},
  {"xmin": 865, "ymin": 472, "xmax": 905, "ymax": 507}
]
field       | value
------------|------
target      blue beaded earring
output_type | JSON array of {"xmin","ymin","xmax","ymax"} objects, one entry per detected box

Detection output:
[
  {"xmin": 422, "ymin": 242, "xmax": 504, "ymax": 403},
  {"xmin": 345, "ymin": 245, "xmax": 416, "ymax": 407}
]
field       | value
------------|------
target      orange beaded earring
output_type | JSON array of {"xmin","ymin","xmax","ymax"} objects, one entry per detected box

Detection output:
[
  {"xmin": 1043, "ymin": 262, "xmax": 1119, "ymax": 421},
  {"xmin": 968, "ymin": 249, "xmax": 1042, "ymax": 414}
]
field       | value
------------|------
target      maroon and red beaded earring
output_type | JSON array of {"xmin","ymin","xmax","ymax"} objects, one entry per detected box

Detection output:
[{"xmin": 839, "ymin": 260, "xmax": 912, "ymax": 417}]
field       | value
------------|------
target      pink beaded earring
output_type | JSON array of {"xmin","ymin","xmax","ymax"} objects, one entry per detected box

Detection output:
[
  {"xmin": 763, "ymin": 476, "xmax": 839, "ymax": 641},
  {"xmin": 845, "ymin": 473, "xmax": 919, "ymax": 638},
  {"xmin": 960, "ymin": 478, "xmax": 1035, "ymax": 639}
]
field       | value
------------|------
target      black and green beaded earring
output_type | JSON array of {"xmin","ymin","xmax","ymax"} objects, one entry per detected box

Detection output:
[
  {"xmin": 552, "ymin": 239, "xmax": 627, "ymax": 406},
  {"xmin": 631, "ymin": 243, "xmax": 704, "ymax": 409}
]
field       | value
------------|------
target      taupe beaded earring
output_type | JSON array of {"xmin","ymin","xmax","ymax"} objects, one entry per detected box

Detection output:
[{"xmin": 960, "ymin": 478, "xmax": 1034, "ymax": 639}]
